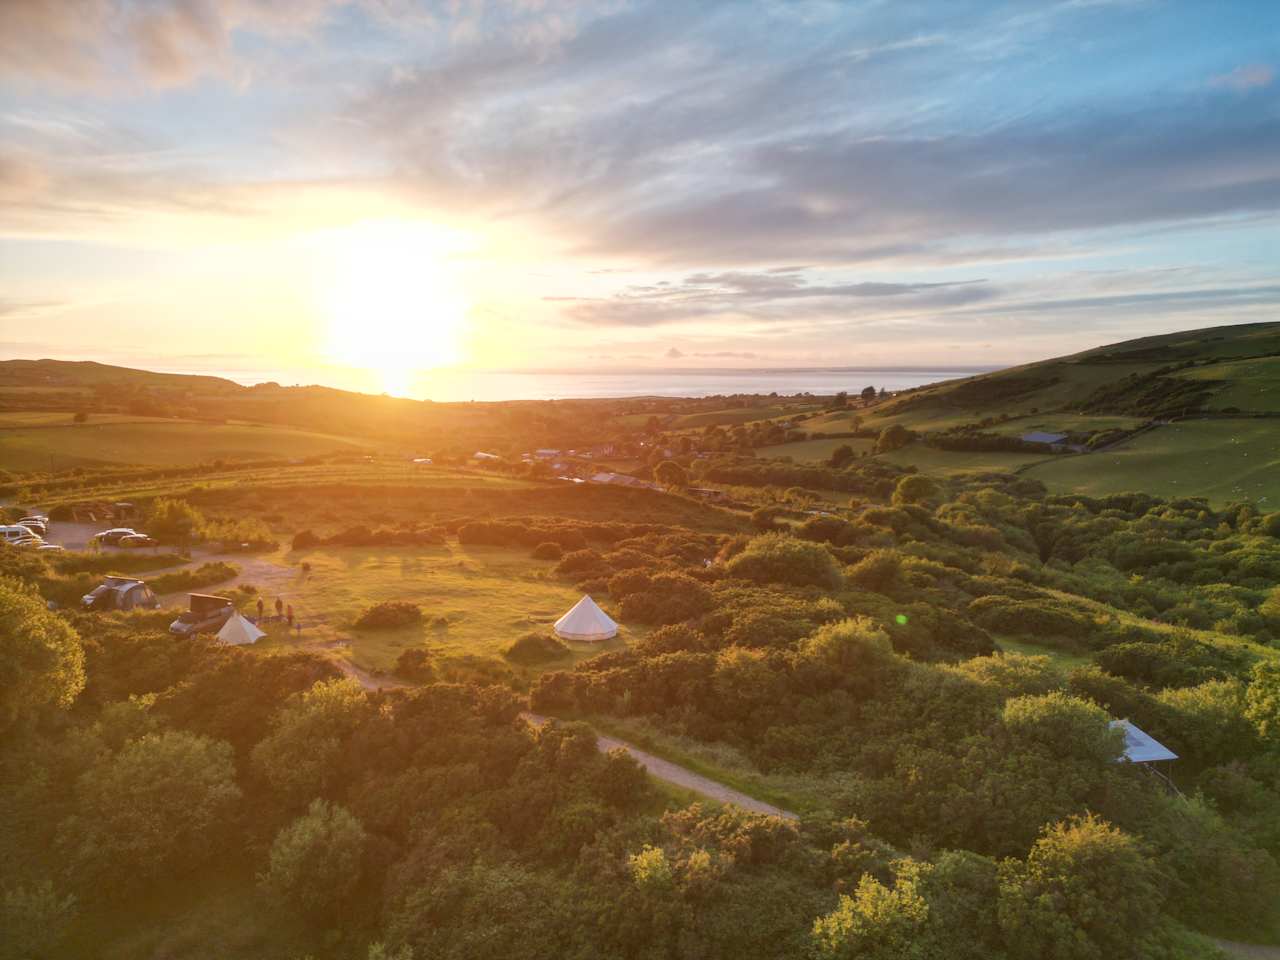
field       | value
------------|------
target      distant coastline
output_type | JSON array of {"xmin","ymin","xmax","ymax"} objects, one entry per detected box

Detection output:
[{"xmin": 208, "ymin": 366, "xmax": 997, "ymax": 402}]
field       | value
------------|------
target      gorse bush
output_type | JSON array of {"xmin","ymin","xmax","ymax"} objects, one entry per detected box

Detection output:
[
  {"xmin": 353, "ymin": 601, "xmax": 423, "ymax": 630},
  {"xmin": 724, "ymin": 533, "xmax": 843, "ymax": 590},
  {"xmin": 502, "ymin": 632, "xmax": 571, "ymax": 665},
  {"xmin": 149, "ymin": 561, "xmax": 238, "ymax": 595}
]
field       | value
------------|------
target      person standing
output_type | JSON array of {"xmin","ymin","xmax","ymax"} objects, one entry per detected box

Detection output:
[
  {"xmin": 286, "ymin": 603, "xmax": 294, "ymax": 627},
  {"xmin": 256, "ymin": 597, "xmax": 265, "ymax": 622},
  {"xmin": 275, "ymin": 597, "xmax": 284, "ymax": 620}
]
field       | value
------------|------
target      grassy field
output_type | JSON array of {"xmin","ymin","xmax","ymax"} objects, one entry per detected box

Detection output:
[
  {"xmin": 876, "ymin": 443, "xmax": 1056, "ymax": 476},
  {"xmin": 0, "ymin": 420, "xmax": 375, "ymax": 471},
  {"xmin": 1175, "ymin": 356, "xmax": 1280, "ymax": 413},
  {"xmin": 240, "ymin": 542, "xmax": 639, "ymax": 677},
  {"xmin": 1026, "ymin": 419, "xmax": 1280, "ymax": 506},
  {"xmin": 988, "ymin": 414, "xmax": 1147, "ymax": 437},
  {"xmin": 26, "ymin": 461, "xmax": 538, "ymax": 510},
  {"xmin": 0, "ymin": 411, "xmax": 184, "ymax": 428},
  {"xmin": 672, "ymin": 403, "xmax": 818, "ymax": 429},
  {"xmin": 756, "ymin": 436, "xmax": 876, "ymax": 463}
]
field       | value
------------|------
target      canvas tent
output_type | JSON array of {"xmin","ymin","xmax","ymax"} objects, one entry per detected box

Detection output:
[
  {"xmin": 554, "ymin": 595, "xmax": 618, "ymax": 642},
  {"xmin": 217, "ymin": 610, "xmax": 265, "ymax": 646}
]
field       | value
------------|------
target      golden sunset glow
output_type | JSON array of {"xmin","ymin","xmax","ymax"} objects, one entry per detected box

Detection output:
[{"xmin": 318, "ymin": 221, "xmax": 473, "ymax": 395}]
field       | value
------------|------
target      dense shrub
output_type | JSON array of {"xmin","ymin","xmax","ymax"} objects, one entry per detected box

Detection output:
[
  {"xmin": 292, "ymin": 529, "xmax": 320, "ymax": 550},
  {"xmin": 394, "ymin": 648, "xmax": 436, "ymax": 683},
  {"xmin": 503, "ymin": 632, "xmax": 571, "ymax": 665},
  {"xmin": 149, "ymin": 561, "xmax": 238, "ymax": 595},
  {"xmin": 353, "ymin": 601, "xmax": 423, "ymax": 630},
  {"xmin": 724, "ymin": 533, "xmax": 843, "ymax": 590},
  {"xmin": 531, "ymin": 542, "xmax": 563, "ymax": 561},
  {"xmin": 617, "ymin": 573, "xmax": 714, "ymax": 625}
]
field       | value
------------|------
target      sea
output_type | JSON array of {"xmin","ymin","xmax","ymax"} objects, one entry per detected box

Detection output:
[{"xmin": 215, "ymin": 367, "xmax": 994, "ymax": 403}]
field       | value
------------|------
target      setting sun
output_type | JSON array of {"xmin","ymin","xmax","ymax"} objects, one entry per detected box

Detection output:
[{"xmin": 317, "ymin": 221, "xmax": 472, "ymax": 395}]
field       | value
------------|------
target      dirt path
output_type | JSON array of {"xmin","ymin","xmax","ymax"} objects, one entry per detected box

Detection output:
[
  {"xmin": 523, "ymin": 712, "xmax": 798, "ymax": 820},
  {"xmin": 1215, "ymin": 941, "xmax": 1280, "ymax": 960}
]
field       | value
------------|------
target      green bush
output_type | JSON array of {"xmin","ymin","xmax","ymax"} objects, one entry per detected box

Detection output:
[
  {"xmin": 503, "ymin": 632, "xmax": 571, "ymax": 665},
  {"xmin": 724, "ymin": 533, "xmax": 843, "ymax": 590},
  {"xmin": 531, "ymin": 541, "xmax": 564, "ymax": 561},
  {"xmin": 353, "ymin": 601, "xmax": 423, "ymax": 630},
  {"xmin": 149, "ymin": 561, "xmax": 238, "ymax": 595}
]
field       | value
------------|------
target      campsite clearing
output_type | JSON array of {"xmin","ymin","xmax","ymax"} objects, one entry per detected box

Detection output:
[{"xmin": 231, "ymin": 542, "xmax": 637, "ymax": 676}]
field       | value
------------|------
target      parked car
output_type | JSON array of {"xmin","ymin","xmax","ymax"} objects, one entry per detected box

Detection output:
[
  {"xmin": 169, "ymin": 594, "xmax": 235, "ymax": 636},
  {"xmin": 37, "ymin": 544, "xmax": 65, "ymax": 553},
  {"xmin": 0, "ymin": 525, "xmax": 37, "ymax": 545},
  {"xmin": 81, "ymin": 577, "xmax": 159, "ymax": 611},
  {"xmin": 93, "ymin": 527, "xmax": 138, "ymax": 545},
  {"xmin": 16, "ymin": 518, "xmax": 47, "ymax": 536},
  {"xmin": 118, "ymin": 533, "xmax": 158, "ymax": 548},
  {"xmin": 15, "ymin": 536, "xmax": 47, "ymax": 548}
]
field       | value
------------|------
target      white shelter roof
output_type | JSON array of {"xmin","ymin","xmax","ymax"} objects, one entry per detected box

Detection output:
[
  {"xmin": 1111, "ymin": 719, "xmax": 1178, "ymax": 763},
  {"xmin": 217, "ymin": 611, "xmax": 265, "ymax": 646},
  {"xmin": 553, "ymin": 595, "xmax": 618, "ymax": 642}
]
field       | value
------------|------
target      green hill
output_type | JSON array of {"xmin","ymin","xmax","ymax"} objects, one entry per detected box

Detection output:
[
  {"xmin": 754, "ymin": 322, "xmax": 1280, "ymax": 505},
  {"xmin": 865, "ymin": 321, "xmax": 1280, "ymax": 431}
]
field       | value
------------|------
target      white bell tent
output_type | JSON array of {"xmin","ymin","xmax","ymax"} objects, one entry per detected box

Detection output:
[
  {"xmin": 553, "ymin": 595, "xmax": 618, "ymax": 642},
  {"xmin": 217, "ymin": 610, "xmax": 265, "ymax": 646}
]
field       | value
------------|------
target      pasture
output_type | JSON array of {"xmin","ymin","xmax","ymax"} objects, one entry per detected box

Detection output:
[
  {"xmin": 987, "ymin": 414, "xmax": 1147, "ymax": 438},
  {"xmin": 1175, "ymin": 356, "xmax": 1280, "ymax": 413},
  {"xmin": 875, "ymin": 443, "xmax": 1055, "ymax": 477},
  {"xmin": 755, "ymin": 436, "xmax": 876, "ymax": 463},
  {"xmin": 1026, "ymin": 419, "xmax": 1280, "ymax": 507},
  {"xmin": 672, "ymin": 403, "xmax": 818, "ymax": 429},
  {"xmin": 0, "ymin": 419, "xmax": 374, "ymax": 472}
]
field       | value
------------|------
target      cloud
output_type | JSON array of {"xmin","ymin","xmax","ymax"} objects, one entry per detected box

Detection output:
[
  {"xmin": 0, "ymin": 0, "xmax": 345, "ymax": 89},
  {"xmin": 976, "ymin": 284, "xmax": 1280, "ymax": 316},
  {"xmin": 1210, "ymin": 64, "xmax": 1274, "ymax": 92},
  {"xmin": 563, "ymin": 271, "xmax": 997, "ymax": 327},
  {"xmin": 664, "ymin": 346, "xmax": 685, "ymax": 359}
]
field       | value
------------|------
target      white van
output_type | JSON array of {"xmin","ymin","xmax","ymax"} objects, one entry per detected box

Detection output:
[{"xmin": 0, "ymin": 525, "xmax": 39, "ymax": 545}]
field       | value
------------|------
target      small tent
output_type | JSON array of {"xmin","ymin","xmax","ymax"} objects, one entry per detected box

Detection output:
[
  {"xmin": 217, "ymin": 610, "xmax": 265, "ymax": 646},
  {"xmin": 553, "ymin": 595, "xmax": 618, "ymax": 642}
]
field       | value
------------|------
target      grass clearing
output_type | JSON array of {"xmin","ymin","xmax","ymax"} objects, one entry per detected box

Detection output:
[
  {"xmin": 245, "ymin": 542, "xmax": 642, "ymax": 677},
  {"xmin": 0, "ymin": 420, "xmax": 374, "ymax": 472},
  {"xmin": 876, "ymin": 443, "xmax": 1056, "ymax": 477},
  {"xmin": 996, "ymin": 637, "xmax": 1091, "ymax": 670},
  {"xmin": 1027, "ymin": 419, "xmax": 1280, "ymax": 507},
  {"xmin": 756, "ymin": 436, "xmax": 876, "ymax": 463}
]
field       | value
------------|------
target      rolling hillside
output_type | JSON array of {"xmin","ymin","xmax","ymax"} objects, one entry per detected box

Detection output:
[{"xmin": 753, "ymin": 322, "xmax": 1280, "ymax": 505}]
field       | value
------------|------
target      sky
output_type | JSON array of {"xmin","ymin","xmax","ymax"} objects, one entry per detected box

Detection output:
[{"xmin": 0, "ymin": 0, "xmax": 1277, "ymax": 397}]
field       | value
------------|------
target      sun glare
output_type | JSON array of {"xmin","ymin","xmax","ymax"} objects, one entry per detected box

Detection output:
[{"xmin": 317, "ymin": 221, "xmax": 472, "ymax": 395}]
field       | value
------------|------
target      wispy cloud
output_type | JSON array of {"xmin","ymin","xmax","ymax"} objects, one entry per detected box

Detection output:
[{"xmin": 1210, "ymin": 63, "xmax": 1274, "ymax": 92}]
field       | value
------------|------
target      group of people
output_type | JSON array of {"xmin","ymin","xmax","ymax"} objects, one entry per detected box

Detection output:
[{"xmin": 255, "ymin": 596, "xmax": 301, "ymax": 635}]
